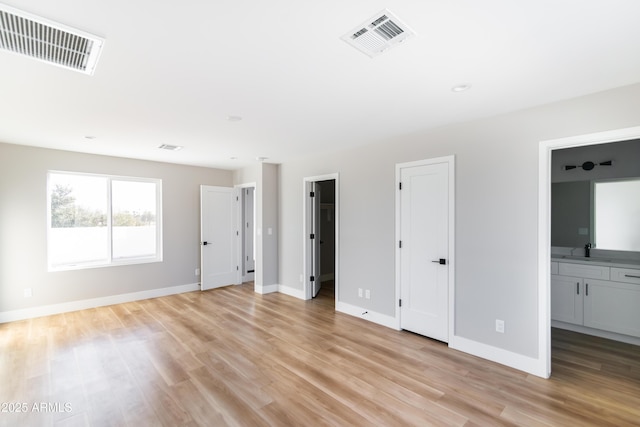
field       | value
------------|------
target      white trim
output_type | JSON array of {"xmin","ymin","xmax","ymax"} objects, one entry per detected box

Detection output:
[
  {"xmin": 538, "ymin": 125, "xmax": 640, "ymax": 379},
  {"xmin": 449, "ymin": 335, "xmax": 548, "ymax": 378},
  {"xmin": 395, "ymin": 156, "xmax": 455, "ymax": 341},
  {"xmin": 0, "ymin": 283, "xmax": 200, "ymax": 324},
  {"xmin": 255, "ymin": 284, "xmax": 279, "ymax": 295},
  {"xmin": 336, "ymin": 301, "xmax": 400, "ymax": 330},
  {"xmin": 302, "ymin": 173, "xmax": 340, "ymax": 303},
  {"xmin": 278, "ymin": 284, "xmax": 306, "ymax": 300}
]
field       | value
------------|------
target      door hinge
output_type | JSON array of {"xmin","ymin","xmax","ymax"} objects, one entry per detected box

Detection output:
[
  {"xmin": 399, "ymin": 299, "xmax": 402, "ymax": 307},
  {"xmin": 310, "ymin": 191, "xmax": 315, "ymax": 197},
  {"xmin": 310, "ymin": 276, "xmax": 315, "ymax": 282},
  {"xmin": 236, "ymin": 266, "xmax": 239, "ymax": 271},
  {"xmin": 399, "ymin": 182, "xmax": 402, "ymax": 190},
  {"xmin": 310, "ymin": 233, "xmax": 315, "ymax": 239},
  {"xmin": 236, "ymin": 196, "xmax": 239, "ymax": 201},
  {"xmin": 399, "ymin": 240, "xmax": 402, "ymax": 249},
  {"xmin": 236, "ymin": 231, "xmax": 239, "ymax": 236}
]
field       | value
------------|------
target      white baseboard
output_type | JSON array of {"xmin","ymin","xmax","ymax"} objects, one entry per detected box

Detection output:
[
  {"xmin": 449, "ymin": 335, "xmax": 548, "ymax": 378},
  {"xmin": 277, "ymin": 284, "xmax": 306, "ymax": 300},
  {"xmin": 336, "ymin": 301, "xmax": 400, "ymax": 330},
  {"xmin": 0, "ymin": 283, "xmax": 200, "ymax": 324},
  {"xmin": 255, "ymin": 284, "xmax": 279, "ymax": 294}
]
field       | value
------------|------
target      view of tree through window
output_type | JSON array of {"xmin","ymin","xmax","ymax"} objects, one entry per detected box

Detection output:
[{"xmin": 48, "ymin": 172, "xmax": 161, "ymax": 270}]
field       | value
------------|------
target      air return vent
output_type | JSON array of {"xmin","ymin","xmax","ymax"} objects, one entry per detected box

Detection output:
[
  {"xmin": 0, "ymin": 3, "xmax": 104, "ymax": 75},
  {"xmin": 158, "ymin": 144, "xmax": 183, "ymax": 151},
  {"xmin": 341, "ymin": 9, "xmax": 415, "ymax": 58}
]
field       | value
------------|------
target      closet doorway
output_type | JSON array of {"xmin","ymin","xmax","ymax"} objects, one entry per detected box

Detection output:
[{"xmin": 303, "ymin": 174, "xmax": 339, "ymax": 302}]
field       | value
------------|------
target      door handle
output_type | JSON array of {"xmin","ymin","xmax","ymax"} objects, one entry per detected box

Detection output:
[
  {"xmin": 431, "ymin": 258, "xmax": 447, "ymax": 265},
  {"xmin": 202, "ymin": 241, "xmax": 208, "ymax": 245}
]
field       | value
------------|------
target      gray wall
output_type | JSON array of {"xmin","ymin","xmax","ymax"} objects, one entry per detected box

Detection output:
[
  {"xmin": 552, "ymin": 138, "xmax": 640, "ymax": 183},
  {"xmin": 551, "ymin": 139, "xmax": 640, "ymax": 247},
  {"xmin": 0, "ymin": 143, "xmax": 232, "ymax": 312},
  {"xmin": 551, "ymin": 181, "xmax": 591, "ymax": 247},
  {"xmin": 276, "ymin": 83, "xmax": 640, "ymax": 358}
]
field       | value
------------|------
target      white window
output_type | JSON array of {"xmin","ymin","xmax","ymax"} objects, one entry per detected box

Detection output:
[{"xmin": 47, "ymin": 171, "xmax": 162, "ymax": 270}]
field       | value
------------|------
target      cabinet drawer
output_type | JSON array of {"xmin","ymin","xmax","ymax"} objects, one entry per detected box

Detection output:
[
  {"xmin": 550, "ymin": 262, "xmax": 559, "ymax": 275},
  {"xmin": 611, "ymin": 267, "xmax": 640, "ymax": 285},
  {"xmin": 559, "ymin": 263, "xmax": 610, "ymax": 280}
]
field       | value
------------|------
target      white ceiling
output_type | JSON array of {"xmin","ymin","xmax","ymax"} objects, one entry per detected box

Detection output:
[{"xmin": 2, "ymin": 0, "xmax": 640, "ymax": 170}]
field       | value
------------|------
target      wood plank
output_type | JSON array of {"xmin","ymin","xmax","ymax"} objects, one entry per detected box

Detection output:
[{"xmin": 1, "ymin": 282, "xmax": 639, "ymax": 426}]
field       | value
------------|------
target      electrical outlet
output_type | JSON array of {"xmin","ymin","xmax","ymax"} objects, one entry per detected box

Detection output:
[
  {"xmin": 195, "ymin": 268, "xmax": 200, "ymax": 276},
  {"xmin": 358, "ymin": 288, "xmax": 363, "ymax": 298},
  {"xmin": 365, "ymin": 289, "xmax": 371, "ymax": 299},
  {"xmin": 496, "ymin": 319, "xmax": 505, "ymax": 333},
  {"xmin": 24, "ymin": 288, "xmax": 32, "ymax": 298}
]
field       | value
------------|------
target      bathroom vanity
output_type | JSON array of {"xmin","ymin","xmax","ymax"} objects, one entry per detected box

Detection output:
[{"xmin": 551, "ymin": 256, "xmax": 640, "ymax": 341}]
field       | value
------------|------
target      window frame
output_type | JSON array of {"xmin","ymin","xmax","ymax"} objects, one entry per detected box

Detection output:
[{"xmin": 47, "ymin": 170, "xmax": 163, "ymax": 271}]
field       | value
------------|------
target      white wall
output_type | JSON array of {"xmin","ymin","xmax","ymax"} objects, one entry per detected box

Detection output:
[
  {"xmin": 277, "ymin": 83, "xmax": 640, "ymax": 360},
  {"xmin": 0, "ymin": 143, "xmax": 232, "ymax": 314}
]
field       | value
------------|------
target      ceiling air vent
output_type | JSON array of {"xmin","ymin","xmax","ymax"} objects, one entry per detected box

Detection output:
[
  {"xmin": 158, "ymin": 144, "xmax": 183, "ymax": 151},
  {"xmin": 0, "ymin": 3, "xmax": 104, "ymax": 75},
  {"xmin": 341, "ymin": 9, "xmax": 415, "ymax": 58}
]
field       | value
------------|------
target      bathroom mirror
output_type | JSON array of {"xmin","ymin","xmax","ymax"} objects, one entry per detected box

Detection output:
[
  {"xmin": 551, "ymin": 178, "xmax": 640, "ymax": 252},
  {"xmin": 593, "ymin": 178, "xmax": 640, "ymax": 251}
]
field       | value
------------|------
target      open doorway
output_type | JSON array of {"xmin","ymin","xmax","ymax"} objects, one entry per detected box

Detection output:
[
  {"xmin": 238, "ymin": 184, "xmax": 256, "ymax": 285},
  {"xmin": 304, "ymin": 174, "xmax": 339, "ymax": 303},
  {"xmin": 539, "ymin": 125, "xmax": 640, "ymax": 377}
]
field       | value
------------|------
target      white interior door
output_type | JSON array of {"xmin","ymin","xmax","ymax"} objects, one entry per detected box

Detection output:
[
  {"xmin": 399, "ymin": 160, "xmax": 451, "ymax": 342},
  {"xmin": 200, "ymin": 185, "xmax": 239, "ymax": 291},
  {"xmin": 312, "ymin": 182, "xmax": 322, "ymax": 297}
]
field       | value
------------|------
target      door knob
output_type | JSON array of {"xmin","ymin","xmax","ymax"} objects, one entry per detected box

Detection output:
[
  {"xmin": 202, "ymin": 241, "xmax": 208, "ymax": 245},
  {"xmin": 431, "ymin": 258, "xmax": 447, "ymax": 265}
]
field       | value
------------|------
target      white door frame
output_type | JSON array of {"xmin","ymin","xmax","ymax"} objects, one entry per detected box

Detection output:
[
  {"xmin": 235, "ymin": 182, "xmax": 257, "ymax": 285},
  {"xmin": 303, "ymin": 173, "xmax": 339, "ymax": 301},
  {"xmin": 538, "ymin": 125, "xmax": 640, "ymax": 378},
  {"xmin": 200, "ymin": 185, "xmax": 240, "ymax": 290},
  {"xmin": 395, "ymin": 156, "xmax": 455, "ymax": 339}
]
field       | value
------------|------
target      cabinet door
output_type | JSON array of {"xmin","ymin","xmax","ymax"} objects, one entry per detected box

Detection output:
[
  {"xmin": 551, "ymin": 275, "xmax": 583, "ymax": 325},
  {"xmin": 584, "ymin": 279, "xmax": 640, "ymax": 338}
]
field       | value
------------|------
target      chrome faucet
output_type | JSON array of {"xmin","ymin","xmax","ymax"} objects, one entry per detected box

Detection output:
[{"xmin": 585, "ymin": 243, "xmax": 592, "ymax": 258}]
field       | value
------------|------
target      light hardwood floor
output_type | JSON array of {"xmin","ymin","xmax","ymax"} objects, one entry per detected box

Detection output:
[{"xmin": 1, "ymin": 283, "xmax": 639, "ymax": 426}]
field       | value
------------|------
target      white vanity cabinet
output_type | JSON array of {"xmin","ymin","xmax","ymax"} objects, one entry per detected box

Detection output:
[
  {"xmin": 583, "ymin": 279, "xmax": 640, "ymax": 337},
  {"xmin": 550, "ymin": 275, "xmax": 583, "ymax": 325},
  {"xmin": 551, "ymin": 260, "xmax": 640, "ymax": 339}
]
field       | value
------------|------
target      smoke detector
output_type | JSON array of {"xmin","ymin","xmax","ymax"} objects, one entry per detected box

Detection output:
[
  {"xmin": 0, "ymin": 3, "xmax": 104, "ymax": 75},
  {"xmin": 341, "ymin": 9, "xmax": 415, "ymax": 58}
]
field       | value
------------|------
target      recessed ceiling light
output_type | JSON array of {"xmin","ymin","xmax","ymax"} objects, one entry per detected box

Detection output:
[
  {"xmin": 227, "ymin": 115, "xmax": 243, "ymax": 122},
  {"xmin": 256, "ymin": 156, "xmax": 268, "ymax": 162},
  {"xmin": 230, "ymin": 156, "xmax": 238, "ymax": 160},
  {"xmin": 84, "ymin": 135, "xmax": 97, "ymax": 140},
  {"xmin": 452, "ymin": 84, "xmax": 471, "ymax": 92}
]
